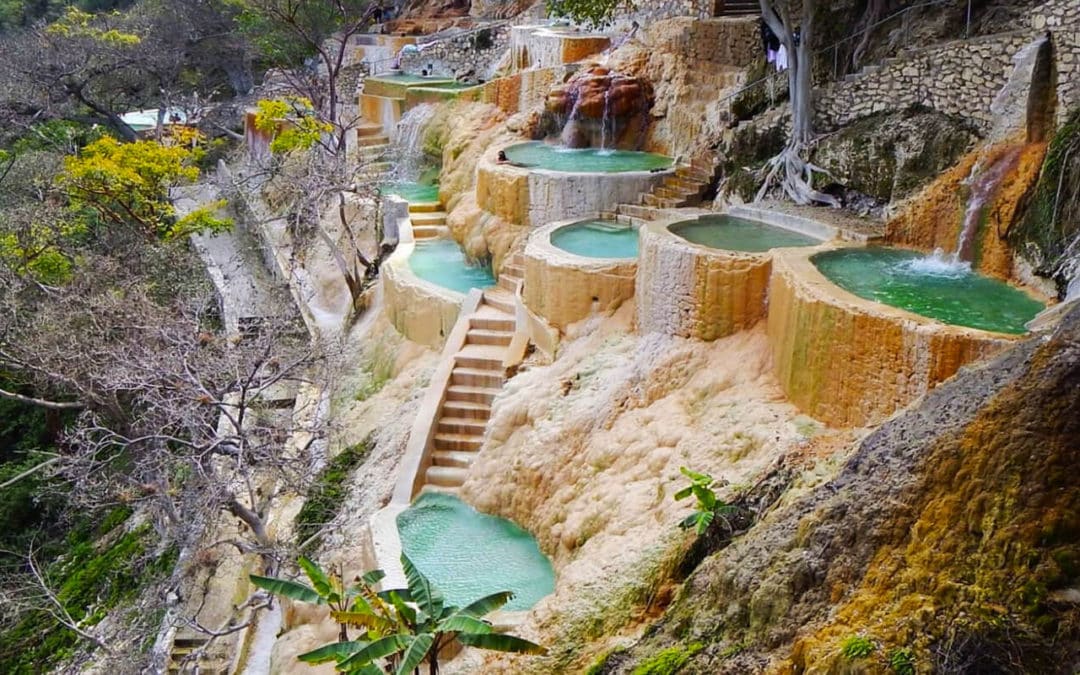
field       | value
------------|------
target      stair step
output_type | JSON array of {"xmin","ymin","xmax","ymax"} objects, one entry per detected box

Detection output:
[
  {"xmin": 173, "ymin": 637, "xmax": 210, "ymax": 648},
  {"xmin": 410, "ymin": 211, "xmax": 448, "ymax": 226},
  {"xmin": 408, "ymin": 201, "xmax": 443, "ymax": 213},
  {"xmin": 450, "ymin": 367, "xmax": 505, "ymax": 388},
  {"xmin": 482, "ymin": 290, "xmax": 515, "ymax": 314},
  {"xmin": 356, "ymin": 122, "xmax": 384, "ymax": 137},
  {"xmin": 434, "ymin": 433, "xmax": 483, "ymax": 452},
  {"xmin": 431, "ymin": 449, "xmax": 477, "ymax": 468},
  {"xmin": 357, "ymin": 143, "xmax": 390, "ymax": 156},
  {"xmin": 437, "ymin": 416, "xmax": 488, "ymax": 435},
  {"xmin": 454, "ymin": 352, "xmax": 505, "ymax": 370},
  {"xmin": 412, "ymin": 225, "xmax": 447, "ymax": 240},
  {"xmin": 357, "ymin": 135, "xmax": 390, "ymax": 147},
  {"xmin": 497, "ymin": 276, "xmax": 519, "ymax": 292},
  {"xmin": 419, "ymin": 483, "xmax": 460, "ymax": 496},
  {"xmin": 466, "ymin": 328, "xmax": 512, "ymax": 346},
  {"xmin": 502, "ymin": 263, "xmax": 524, "ymax": 278},
  {"xmin": 426, "ymin": 464, "xmax": 469, "ymax": 486},
  {"xmin": 446, "ymin": 384, "xmax": 501, "ymax": 404},
  {"xmin": 441, "ymin": 399, "xmax": 493, "ymax": 418},
  {"xmin": 470, "ymin": 315, "xmax": 515, "ymax": 332}
]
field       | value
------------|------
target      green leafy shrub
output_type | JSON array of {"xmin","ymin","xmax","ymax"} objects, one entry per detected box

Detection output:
[
  {"xmin": 674, "ymin": 466, "xmax": 735, "ymax": 535},
  {"xmin": 293, "ymin": 435, "xmax": 374, "ymax": 553},
  {"xmin": 888, "ymin": 647, "xmax": 916, "ymax": 674},
  {"xmin": 631, "ymin": 642, "xmax": 703, "ymax": 675},
  {"xmin": 840, "ymin": 635, "xmax": 876, "ymax": 660}
]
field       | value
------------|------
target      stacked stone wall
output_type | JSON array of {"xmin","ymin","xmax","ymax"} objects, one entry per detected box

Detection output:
[
  {"xmin": 817, "ymin": 0, "xmax": 1080, "ymax": 132},
  {"xmin": 399, "ymin": 24, "xmax": 511, "ymax": 81}
]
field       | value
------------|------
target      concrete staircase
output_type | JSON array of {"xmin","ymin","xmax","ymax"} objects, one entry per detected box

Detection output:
[
  {"xmin": 715, "ymin": 0, "xmax": 759, "ymax": 17},
  {"xmin": 410, "ymin": 201, "xmax": 449, "ymax": 240},
  {"xmin": 418, "ymin": 254, "xmax": 524, "ymax": 496},
  {"xmin": 167, "ymin": 634, "xmax": 231, "ymax": 675},
  {"xmin": 623, "ymin": 153, "xmax": 719, "ymax": 215},
  {"xmin": 354, "ymin": 121, "xmax": 393, "ymax": 181}
]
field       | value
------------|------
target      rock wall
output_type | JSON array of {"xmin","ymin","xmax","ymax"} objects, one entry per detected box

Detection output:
[
  {"xmin": 817, "ymin": 0, "xmax": 1080, "ymax": 133},
  {"xmin": 608, "ymin": 304, "xmax": 1080, "ymax": 674},
  {"xmin": 399, "ymin": 24, "xmax": 511, "ymax": 81},
  {"xmin": 767, "ymin": 246, "xmax": 1017, "ymax": 428},
  {"xmin": 635, "ymin": 219, "xmax": 773, "ymax": 341},
  {"xmin": 604, "ymin": 17, "xmax": 756, "ymax": 155},
  {"xmin": 816, "ymin": 32, "xmax": 1036, "ymax": 133}
]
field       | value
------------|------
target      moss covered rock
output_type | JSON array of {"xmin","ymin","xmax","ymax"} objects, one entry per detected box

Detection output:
[{"xmin": 810, "ymin": 107, "xmax": 980, "ymax": 203}]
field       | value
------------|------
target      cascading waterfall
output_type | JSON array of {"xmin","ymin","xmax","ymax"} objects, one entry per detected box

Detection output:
[
  {"xmin": 559, "ymin": 92, "xmax": 583, "ymax": 147},
  {"xmin": 599, "ymin": 88, "xmax": 612, "ymax": 153},
  {"xmin": 393, "ymin": 103, "xmax": 438, "ymax": 181},
  {"xmin": 955, "ymin": 145, "xmax": 1024, "ymax": 262}
]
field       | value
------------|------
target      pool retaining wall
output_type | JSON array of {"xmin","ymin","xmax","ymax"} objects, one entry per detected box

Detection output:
[
  {"xmin": 523, "ymin": 218, "xmax": 638, "ymax": 331},
  {"xmin": 636, "ymin": 214, "xmax": 780, "ymax": 341},
  {"xmin": 767, "ymin": 245, "xmax": 1019, "ymax": 427}
]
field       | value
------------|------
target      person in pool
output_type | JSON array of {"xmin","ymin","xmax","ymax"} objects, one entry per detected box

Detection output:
[{"xmin": 496, "ymin": 150, "xmax": 533, "ymax": 168}]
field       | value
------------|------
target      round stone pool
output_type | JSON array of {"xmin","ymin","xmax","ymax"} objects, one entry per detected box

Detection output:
[
  {"xmin": 550, "ymin": 219, "xmax": 638, "ymax": 258},
  {"xmin": 408, "ymin": 239, "xmax": 495, "ymax": 294},
  {"xmin": 813, "ymin": 247, "xmax": 1045, "ymax": 334},
  {"xmin": 397, "ymin": 492, "xmax": 554, "ymax": 611},
  {"xmin": 503, "ymin": 141, "xmax": 672, "ymax": 173},
  {"xmin": 669, "ymin": 214, "xmax": 821, "ymax": 252}
]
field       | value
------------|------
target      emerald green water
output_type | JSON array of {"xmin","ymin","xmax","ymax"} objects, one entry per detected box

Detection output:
[
  {"xmin": 382, "ymin": 181, "xmax": 439, "ymax": 204},
  {"xmin": 409, "ymin": 239, "xmax": 495, "ymax": 293},
  {"xmin": 397, "ymin": 493, "xmax": 555, "ymax": 611},
  {"xmin": 813, "ymin": 247, "xmax": 1045, "ymax": 334},
  {"xmin": 550, "ymin": 220, "xmax": 639, "ymax": 258},
  {"xmin": 503, "ymin": 142, "xmax": 672, "ymax": 173},
  {"xmin": 670, "ymin": 215, "xmax": 820, "ymax": 252}
]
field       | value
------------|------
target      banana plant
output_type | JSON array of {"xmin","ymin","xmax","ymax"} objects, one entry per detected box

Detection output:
[
  {"xmin": 674, "ymin": 466, "xmax": 736, "ymax": 535},
  {"xmin": 250, "ymin": 555, "xmax": 390, "ymax": 643},
  {"xmin": 253, "ymin": 553, "xmax": 546, "ymax": 675}
]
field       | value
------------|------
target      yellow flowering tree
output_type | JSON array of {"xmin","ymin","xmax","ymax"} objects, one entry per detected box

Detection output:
[
  {"xmin": 253, "ymin": 97, "xmax": 333, "ymax": 154},
  {"xmin": 59, "ymin": 130, "xmax": 232, "ymax": 240}
]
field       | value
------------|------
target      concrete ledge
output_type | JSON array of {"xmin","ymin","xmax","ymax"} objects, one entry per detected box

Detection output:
[
  {"xmin": 523, "ymin": 217, "xmax": 638, "ymax": 331},
  {"xmin": 767, "ymin": 244, "xmax": 1020, "ymax": 427}
]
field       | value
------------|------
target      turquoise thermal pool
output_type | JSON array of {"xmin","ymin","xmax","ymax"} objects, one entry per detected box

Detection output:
[
  {"xmin": 382, "ymin": 181, "xmax": 440, "ymax": 204},
  {"xmin": 503, "ymin": 142, "xmax": 672, "ymax": 173},
  {"xmin": 408, "ymin": 239, "xmax": 495, "ymax": 294},
  {"xmin": 397, "ymin": 492, "xmax": 555, "ymax": 611},
  {"xmin": 813, "ymin": 247, "xmax": 1046, "ymax": 334},
  {"xmin": 669, "ymin": 215, "xmax": 821, "ymax": 252},
  {"xmin": 366, "ymin": 73, "xmax": 453, "ymax": 85},
  {"xmin": 550, "ymin": 220, "xmax": 639, "ymax": 258}
]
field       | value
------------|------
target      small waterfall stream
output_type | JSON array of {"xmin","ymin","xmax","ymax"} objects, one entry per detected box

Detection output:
[
  {"xmin": 393, "ymin": 103, "xmax": 437, "ymax": 181},
  {"xmin": 954, "ymin": 145, "xmax": 1024, "ymax": 262},
  {"xmin": 599, "ymin": 88, "xmax": 611, "ymax": 153}
]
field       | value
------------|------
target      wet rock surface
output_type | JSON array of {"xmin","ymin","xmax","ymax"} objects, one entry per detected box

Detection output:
[{"xmin": 607, "ymin": 304, "xmax": 1080, "ymax": 673}]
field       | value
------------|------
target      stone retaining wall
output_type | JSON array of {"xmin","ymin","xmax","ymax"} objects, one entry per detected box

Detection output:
[
  {"xmin": 817, "ymin": 0, "xmax": 1080, "ymax": 132},
  {"xmin": 523, "ymin": 219, "xmax": 638, "ymax": 330},
  {"xmin": 767, "ymin": 245, "xmax": 1017, "ymax": 427},
  {"xmin": 635, "ymin": 217, "xmax": 776, "ymax": 341},
  {"xmin": 399, "ymin": 25, "xmax": 511, "ymax": 82}
]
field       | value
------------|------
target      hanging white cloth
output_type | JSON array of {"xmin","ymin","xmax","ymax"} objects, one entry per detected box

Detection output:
[{"xmin": 775, "ymin": 44, "xmax": 788, "ymax": 72}]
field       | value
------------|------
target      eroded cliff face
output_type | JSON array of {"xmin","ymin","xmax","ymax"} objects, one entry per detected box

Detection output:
[
  {"xmin": 605, "ymin": 305, "xmax": 1080, "ymax": 674},
  {"xmin": 446, "ymin": 304, "xmax": 855, "ymax": 673}
]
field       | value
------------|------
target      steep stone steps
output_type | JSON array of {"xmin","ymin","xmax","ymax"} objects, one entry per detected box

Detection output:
[
  {"xmin": 715, "ymin": 0, "xmax": 759, "ymax": 16},
  {"xmin": 410, "ymin": 211, "xmax": 448, "ymax": 227},
  {"xmin": 416, "ymin": 289, "xmax": 519, "ymax": 495},
  {"xmin": 167, "ymin": 634, "xmax": 231, "ymax": 675},
  {"xmin": 357, "ymin": 133, "xmax": 391, "ymax": 148}
]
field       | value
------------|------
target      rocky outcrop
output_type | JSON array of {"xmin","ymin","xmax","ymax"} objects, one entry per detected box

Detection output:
[
  {"xmin": 810, "ymin": 108, "xmax": 981, "ymax": 204},
  {"xmin": 544, "ymin": 65, "xmax": 654, "ymax": 148},
  {"xmin": 607, "ymin": 303, "xmax": 1080, "ymax": 674}
]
